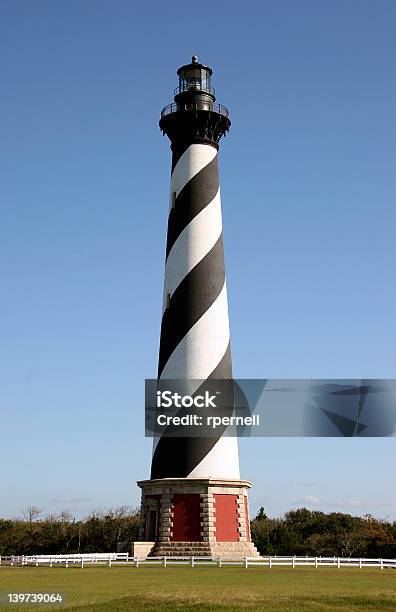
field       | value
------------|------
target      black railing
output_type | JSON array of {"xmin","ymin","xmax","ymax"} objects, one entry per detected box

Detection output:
[
  {"xmin": 174, "ymin": 83, "xmax": 215, "ymax": 96},
  {"xmin": 161, "ymin": 102, "xmax": 229, "ymax": 119}
]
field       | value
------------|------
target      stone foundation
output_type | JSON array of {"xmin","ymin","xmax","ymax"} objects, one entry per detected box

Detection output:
[{"xmin": 137, "ymin": 478, "xmax": 259, "ymax": 558}]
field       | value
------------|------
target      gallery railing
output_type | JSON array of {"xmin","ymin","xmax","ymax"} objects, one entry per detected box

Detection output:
[{"xmin": 161, "ymin": 102, "xmax": 230, "ymax": 119}]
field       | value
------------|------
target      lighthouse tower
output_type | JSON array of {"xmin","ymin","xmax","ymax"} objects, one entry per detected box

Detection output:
[{"xmin": 137, "ymin": 57, "xmax": 258, "ymax": 558}]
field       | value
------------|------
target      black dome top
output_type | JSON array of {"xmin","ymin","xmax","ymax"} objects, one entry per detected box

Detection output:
[{"xmin": 177, "ymin": 55, "xmax": 213, "ymax": 77}]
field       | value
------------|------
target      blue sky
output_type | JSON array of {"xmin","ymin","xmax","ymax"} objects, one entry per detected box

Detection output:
[{"xmin": 1, "ymin": 0, "xmax": 395, "ymax": 521}]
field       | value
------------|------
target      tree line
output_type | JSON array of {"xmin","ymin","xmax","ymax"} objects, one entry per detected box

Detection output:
[
  {"xmin": 1, "ymin": 505, "xmax": 395, "ymax": 557},
  {"xmin": 251, "ymin": 507, "xmax": 396, "ymax": 558},
  {"xmin": 0, "ymin": 506, "xmax": 140, "ymax": 556}
]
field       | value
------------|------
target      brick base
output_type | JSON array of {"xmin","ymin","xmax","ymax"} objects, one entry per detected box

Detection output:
[{"xmin": 137, "ymin": 478, "xmax": 260, "ymax": 558}]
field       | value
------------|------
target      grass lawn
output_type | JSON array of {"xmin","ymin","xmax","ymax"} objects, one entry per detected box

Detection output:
[{"xmin": 0, "ymin": 566, "xmax": 395, "ymax": 611}]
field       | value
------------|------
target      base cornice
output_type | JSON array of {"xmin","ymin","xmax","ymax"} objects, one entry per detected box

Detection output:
[{"xmin": 138, "ymin": 477, "xmax": 253, "ymax": 489}]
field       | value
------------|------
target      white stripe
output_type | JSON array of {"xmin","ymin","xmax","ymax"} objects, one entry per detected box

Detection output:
[
  {"xmin": 187, "ymin": 436, "xmax": 240, "ymax": 479},
  {"xmin": 162, "ymin": 189, "xmax": 222, "ymax": 312},
  {"xmin": 169, "ymin": 144, "xmax": 217, "ymax": 210},
  {"xmin": 159, "ymin": 280, "xmax": 230, "ymax": 380}
]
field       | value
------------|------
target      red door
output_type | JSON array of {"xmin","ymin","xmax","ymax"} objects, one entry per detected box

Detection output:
[
  {"xmin": 214, "ymin": 494, "xmax": 239, "ymax": 541},
  {"xmin": 172, "ymin": 494, "xmax": 202, "ymax": 541}
]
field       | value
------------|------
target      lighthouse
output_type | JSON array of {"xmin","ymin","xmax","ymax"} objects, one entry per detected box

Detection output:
[{"xmin": 137, "ymin": 57, "xmax": 259, "ymax": 558}]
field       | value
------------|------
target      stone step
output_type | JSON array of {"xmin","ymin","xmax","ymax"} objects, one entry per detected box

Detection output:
[
  {"xmin": 151, "ymin": 541, "xmax": 260, "ymax": 559},
  {"xmin": 155, "ymin": 549, "xmax": 212, "ymax": 553},
  {"xmin": 154, "ymin": 542, "xmax": 258, "ymax": 548},
  {"xmin": 163, "ymin": 540, "xmax": 209, "ymax": 547},
  {"xmin": 157, "ymin": 545, "xmax": 212, "ymax": 548}
]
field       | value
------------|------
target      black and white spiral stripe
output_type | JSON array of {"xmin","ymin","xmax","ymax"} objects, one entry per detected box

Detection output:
[{"xmin": 151, "ymin": 143, "xmax": 240, "ymax": 480}]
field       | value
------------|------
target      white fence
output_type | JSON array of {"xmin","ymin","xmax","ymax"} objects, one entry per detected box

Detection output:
[{"xmin": 1, "ymin": 554, "xmax": 395, "ymax": 569}]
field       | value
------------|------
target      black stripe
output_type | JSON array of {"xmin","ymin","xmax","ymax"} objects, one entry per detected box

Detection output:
[
  {"xmin": 158, "ymin": 235, "xmax": 226, "ymax": 378},
  {"xmin": 171, "ymin": 144, "xmax": 191, "ymax": 174},
  {"xmin": 166, "ymin": 155, "xmax": 219, "ymax": 259},
  {"xmin": 150, "ymin": 343, "xmax": 233, "ymax": 480}
]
